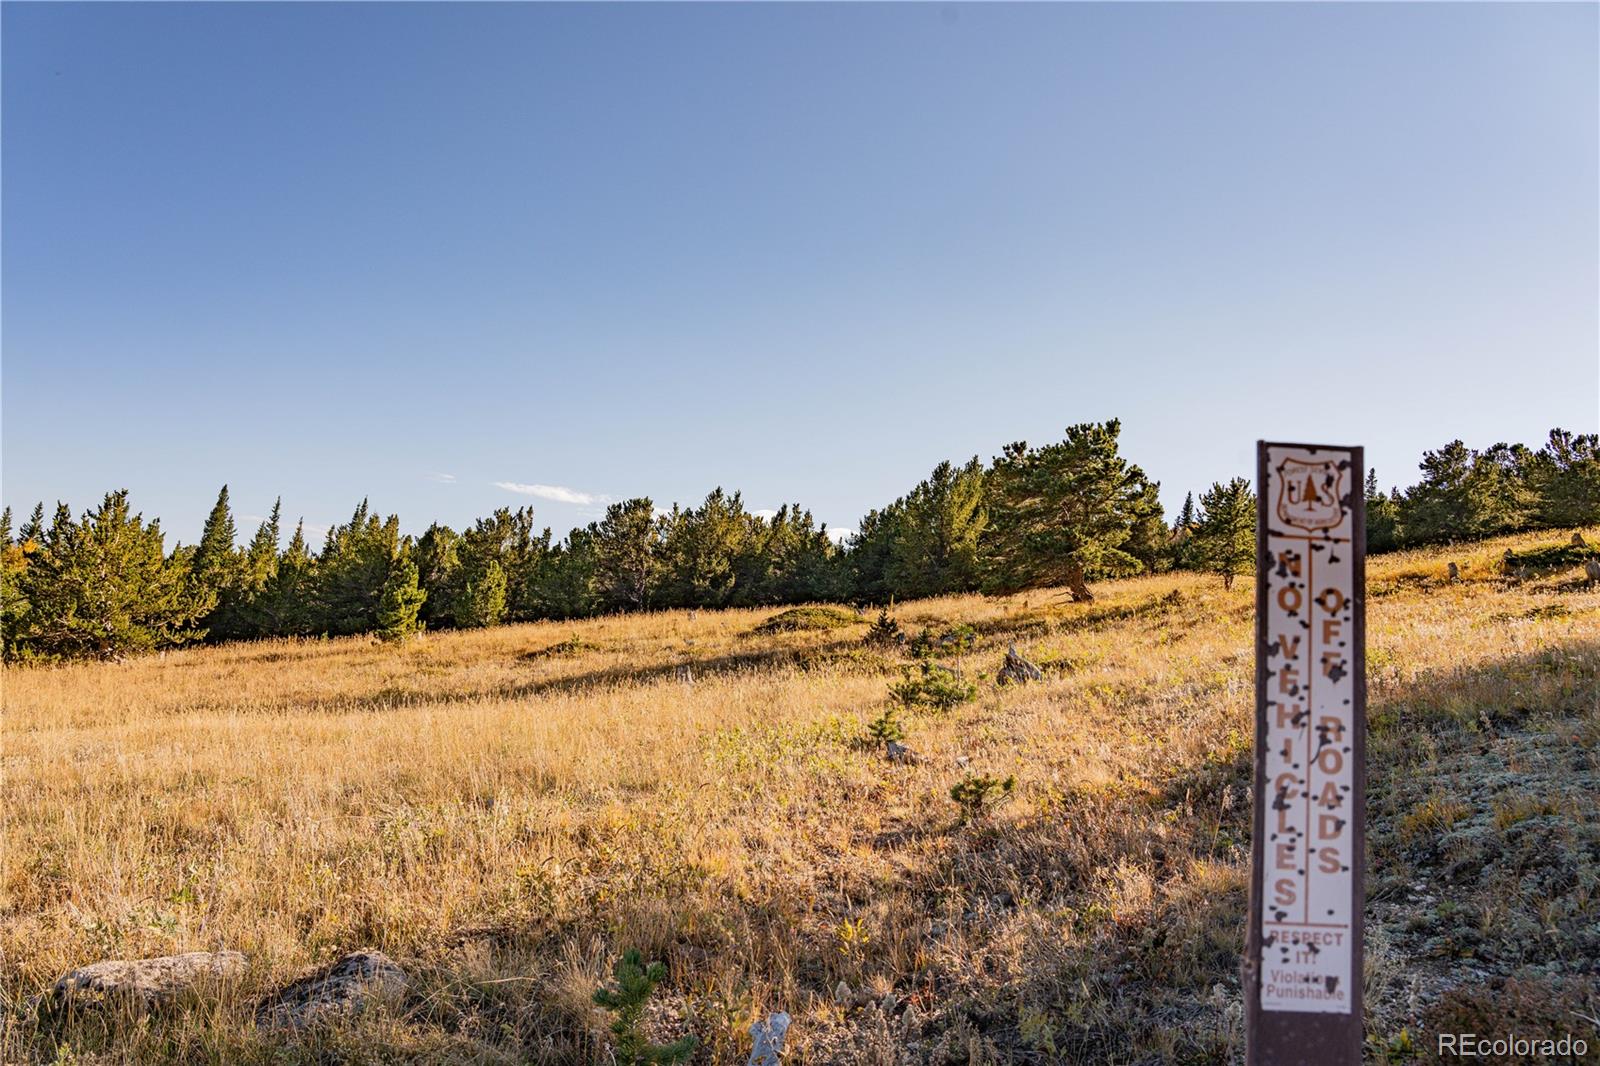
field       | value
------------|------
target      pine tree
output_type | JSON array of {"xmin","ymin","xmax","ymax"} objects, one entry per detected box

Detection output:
[
  {"xmin": 1399, "ymin": 441, "xmax": 1475, "ymax": 545},
  {"xmin": 844, "ymin": 501, "xmax": 905, "ymax": 604},
  {"xmin": 528, "ymin": 528, "xmax": 599, "ymax": 620},
  {"xmin": 658, "ymin": 488, "xmax": 752, "ymax": 608},
  {"xmin": 1, "ymin": 508, "xmax": 30, "ymax": 657},
  {"xmin": 593, "ymin": 950, "xmax": 696, "ymax": 1065},
  {"xmin": 1364, "ymin": 469, "xmax": 1401, "ymax": 553},
  {"xmin": 210, "ymin": 498, "xmax": 281, "ymax": 640},
  {"xmin": 867, "ymin": 706, "xmax": 906, "ymax": 749},
  {"xmin": 414, "ymin": 523, "xmax": 462, "ymax": 628},
  {"xmin": 593, "ymin": 498, "xmax": 661, "ymax": 611},
  {"xmin": 258, "ymin": 519, "xmax": 316, "ymax": 636},
  {"xmin": 189, "ymin": 487, "xmax": 241, "ymax": 634},
  {"xmin": 736, "ymin": 503, "xmax": 840, "ymax": 605},
  {"xmin": 1193, "ymin": 478, "xmax": 1256, "ymax": 590},
  {"xmin": 886, "ymin": 458, "xmax": 987, "ymax": 598},
  {"xmin": 1175, "ymin": 492, "xmax": 1197, "ymax": 532},
  {"xmin": 504, "ymin": 509, "xmax": 552, "ymax": 622},
  {"xmin": 1469, "ymin": 443, "xmax": 1537, "ymax": 536},
  {"xmin": 950, "ymin": 772, "xmax": 1016, "ymax": 824},
  {"xmin": 980, "ymin": 420, "xmax": 1153, "ymax": 601},
  {"xmin": 376, "ymin": 560, "xmax": 427, "ymax": 642},
  {"xmin": 313, "ymin": 501, "xmax": 402, "ymax": 635},
  {"xmin": 1168, "ymin": 490, "xmax": 1200, "ymax": 570},
  {"xmin": 244, "ymin": 500, "xmax": 281, "ymax": 584},
  {"xmin": 1122, "ymin": 472, "xmax": 1169, "ymax": 574},
  {"xmin": 1528, "ymin": 429, "xmax": 1600, "ymax": 529},
  {"xmin": 15, "ymin": 491, "xmax": 210, "ymax": 659},
  {"xmin": 19, "ymin": 503, "xmax": 45, "ymax": 546},
  {"xmin": 454, "ymin": 559, "xmax": 507, "ymax": 628},
  {"xmin": 450, "ymin": 507, "xmax": 545, "ymax": 625}
]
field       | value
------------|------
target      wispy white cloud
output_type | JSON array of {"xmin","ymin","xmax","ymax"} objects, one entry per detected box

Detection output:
[
  {"xmin": 494, "ymin": 482, "xmax": 604, "ymax": 506},
  {"xmin": 826, "ymin": 527, "xmax": 855, "ymax": 546},
  {"xmin": 424, "ymin": 472, "xmax": 457, "ymax": 484},
  {"xmin": 751, "ymin": 508, "xmax": 779, "ymax": 520}
]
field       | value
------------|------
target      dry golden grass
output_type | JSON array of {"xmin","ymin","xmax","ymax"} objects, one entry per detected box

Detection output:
[{"xmin": 3, "ymin": 528, "xmax": 1597, "ymax": 1064}]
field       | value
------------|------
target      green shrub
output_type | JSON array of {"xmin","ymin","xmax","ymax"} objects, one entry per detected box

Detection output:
[
  {"xmin": 593, "ymin": 949, "xmax": 697, "ymax": 1065},
  {"xmin": 891, "ymin": 661, "xmax": 977, "ymax": 710},
  {"xmin": 910, "ymin": 622, "xmax": 977, "ymax": 659},
  {"xmin": 863, "ymin": 607, "xmax": 905, "ymax": 648},
  {"xmin": 866, "ymin": 707, "xmax": 905, "ymax": 747},
  {"xmin": 754, "ymin": 606, "xmax": 858, "ymax": 634},
  {"xmin": 951, "ymin": 773, "xmax": 1016, "ymax": 823}
]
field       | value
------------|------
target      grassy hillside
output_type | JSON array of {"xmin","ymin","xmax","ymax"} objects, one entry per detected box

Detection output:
[{"xmin": 3, "ymin": 529, "xmax": 1597, "ymax": 1064}]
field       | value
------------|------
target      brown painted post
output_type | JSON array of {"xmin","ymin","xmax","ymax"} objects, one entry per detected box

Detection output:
[{"xmin": 1245, "ymin": 441, "xmax": 1366, "ymax": 1065}]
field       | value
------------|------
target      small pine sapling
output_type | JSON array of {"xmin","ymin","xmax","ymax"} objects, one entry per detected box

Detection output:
[
  {"xmin": 913, "ymin": 623, "xmax": 977, "ymax": 664},
  {"xmin": 890, "ymin": 661, "xmax": 977, "ymax": 710},
  {"xmin": 866, "ymin": 707, "xmax": 905, "ymax": 750},
  {"xmin": 863, "ymin": 607, "xmax": 905, "ymax": 648},
  {"xmin": 593, "ymin": 949, "xmax": 697, "ymax": 1065},
  {"xmin": 950, "ymin": 773, "xmax": 1016, "ymax": 824}
]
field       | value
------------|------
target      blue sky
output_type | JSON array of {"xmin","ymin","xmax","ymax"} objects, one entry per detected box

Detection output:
[{"xmin": 4, "ymin": 2, "xmax": 1596, "ymax": 547}]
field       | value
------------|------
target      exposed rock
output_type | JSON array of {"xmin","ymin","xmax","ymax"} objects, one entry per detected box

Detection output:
[
  {"xmin": 748, "ymin": 1011, "xmax": 791, "ymax": 1065},
  {"xmin": 1585, "ymin": 558, "xmax": 1600, "ymax": 584},
  {"xmin": 886, "ymin": 740, "xmax": 919, "ymax": 764},
  {"xmin": 256, "ymin": 949, "xmax": 408, "ymax": 1029},
  {"xmin": 45, "ymin": 951, "xmax": 247, "ymax": 1012},
  {"xmin": 833, "ymin": 980, "xmax": 852, "ymax": 1005},
  {"xmin": 1573, "ymin": 533, "xmax": 1588, "ymax": 548},
  {"xmin": 996, "ymin": 645, "xmax": 1042, "ymax": 686}
]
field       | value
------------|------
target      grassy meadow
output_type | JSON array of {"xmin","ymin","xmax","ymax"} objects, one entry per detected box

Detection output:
[{"xmin": 3, "ymin": 528, "xmax": 1598, "ymax": 1064}]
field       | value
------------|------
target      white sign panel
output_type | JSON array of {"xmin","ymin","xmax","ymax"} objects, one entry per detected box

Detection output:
[{"xmin": 1257, "ymin": 444, "xmax": 1360, "ymax": 1015}]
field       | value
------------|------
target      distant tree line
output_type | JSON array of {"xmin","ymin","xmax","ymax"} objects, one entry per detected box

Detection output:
[
  {"xmin": 2, "ymin": 425, "xmax": 1595, "ymax": 660},
  {"xmin": 1358, "ymin": 429, "xmax": 1600, "ymax": 552}
]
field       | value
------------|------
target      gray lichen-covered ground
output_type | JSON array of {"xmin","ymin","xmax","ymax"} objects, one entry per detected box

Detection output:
[{"xmin": 3, "ymin": 528, "xmax": 1597, "ymax": 1064}]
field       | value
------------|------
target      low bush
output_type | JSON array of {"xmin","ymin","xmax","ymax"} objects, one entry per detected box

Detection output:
[
  {"xmin": 753, "ymin": 606, "xmax": 859, "ymax": 634},
  {"xmin": 890, "ymin": 661, "xmax": 977, "ymax": 710}
]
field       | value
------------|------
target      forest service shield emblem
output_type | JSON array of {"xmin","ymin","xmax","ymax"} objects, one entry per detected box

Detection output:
[{"xmin": 1275, "ymin": 458, "xmax": 1345, "ymax": 531}]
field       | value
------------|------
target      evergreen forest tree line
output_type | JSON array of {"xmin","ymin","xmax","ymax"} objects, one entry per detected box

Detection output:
[{"xmin": 2, "ymin": 425, "xmax": 1596, "ymax": 661}]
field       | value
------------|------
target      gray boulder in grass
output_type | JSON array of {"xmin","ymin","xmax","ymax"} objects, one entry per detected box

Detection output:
[
  {"xmin": 996, "ymin": 644, "xmax": 1043, "ymax": 686},
  {"xmin": 748, "ymin": 1011, "xmax": 791, "ymax": 1065},
  {"xmin": 256, "ymin": 949, "xmax": 409, "ymax": 1029},
  {"xmin": 45, "ymin": 951, "xmax": 247, "ymax": 1012}
]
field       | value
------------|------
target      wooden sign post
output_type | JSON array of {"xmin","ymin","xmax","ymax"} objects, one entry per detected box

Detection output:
[{"xmin": 1245, "ymin": 442, "xmax": 1366, "ymax": 1065}]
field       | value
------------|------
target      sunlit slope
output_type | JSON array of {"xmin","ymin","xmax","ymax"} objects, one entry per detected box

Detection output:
[{"xmin": 4, "ymin": 527, "xmax": 1597, "ymax": 1064}]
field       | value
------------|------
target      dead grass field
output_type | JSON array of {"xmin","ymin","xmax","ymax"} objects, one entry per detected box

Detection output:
[{"xmin": 3, "ymin": 529, "xmax": 1598, "ymax": 1064}]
